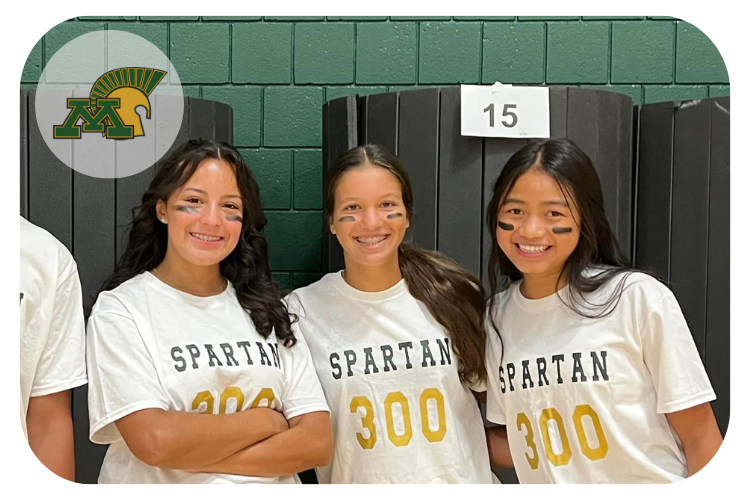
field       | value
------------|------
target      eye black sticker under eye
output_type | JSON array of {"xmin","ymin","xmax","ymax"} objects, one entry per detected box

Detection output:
[
  {"xmin": 175, "ymin": 205, "xmax": 200, "ymax": 214},
  {"xmin": 338, "ymin": 216, "xmax": 356, "ymax": 222},
  {"xmin": 552, "ymin": 227, "xmax": 573, "ymax": 234},
  {"xmin": 226, "ymin": 215, "xmax": 243, "ymax": 222},
  {"xmin": 386, "ymin": 213, "xmax": 404, "ymax": 219},
  {"xmin": 497, "ymin": 221, "xmax": 514, "ymax": 231}
]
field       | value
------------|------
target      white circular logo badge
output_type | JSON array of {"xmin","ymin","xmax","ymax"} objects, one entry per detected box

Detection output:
[{"xmin": 34, "ymin": 30, "xmax": 184, "ymax": 179}]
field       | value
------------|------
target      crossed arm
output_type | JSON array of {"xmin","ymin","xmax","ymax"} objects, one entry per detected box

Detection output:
[
  {"xmin": 189, "ymin": 411, "xmax": 333, "ymax": 477},
  {"xmin": 115, "ymin": 407, "xmax": 332, "ymax": 476}
]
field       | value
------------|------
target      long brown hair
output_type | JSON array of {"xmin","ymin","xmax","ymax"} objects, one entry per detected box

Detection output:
[
  {"xmin": 102, "ymin": 139, "xmax": 297, "ymax": 347},
  {"xmin": 324, "ymin": 144, "xmax": 486, "ymax": 385}
]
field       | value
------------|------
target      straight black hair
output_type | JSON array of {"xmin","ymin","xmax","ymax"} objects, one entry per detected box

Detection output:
[{"xmin": 486, "ymin": 139, "xmax": 637, "ymax": 327}]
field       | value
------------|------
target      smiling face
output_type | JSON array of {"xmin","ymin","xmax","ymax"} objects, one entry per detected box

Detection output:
[
  {"xmin": 330, "ymin": 164, "xmax": 410, "ymax": 272},
  {"xmin": 156, "ymin": 158, "xmax": 244, "ymax": 269},
  {"xmin": 496, "ymin": 167, "xmax": 581, "ymax": 281}
]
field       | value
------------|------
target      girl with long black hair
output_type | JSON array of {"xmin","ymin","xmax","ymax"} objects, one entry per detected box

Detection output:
[
  {"xmin": 86, "ymin": 140, "xmax": 332, "ymax": 483},
  {"xmin": 288, "ymin": 144, "xmax": 495, "ymax": 483},
  {"xmin": 484, "ymin": 138, "xmax": 722, "ymax": 483}
]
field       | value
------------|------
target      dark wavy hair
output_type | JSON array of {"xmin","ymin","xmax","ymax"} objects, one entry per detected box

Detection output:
[
  {"xmin": 486, "ymin": 139, "xmax": 636, "ymax": 326},
  {"xmin": 323, "ymin": 144, "xmax": 487, "ymax": 385},
  {"xmin": 101, "ymin": 139, "xmax": 296, "ymax": 346}
]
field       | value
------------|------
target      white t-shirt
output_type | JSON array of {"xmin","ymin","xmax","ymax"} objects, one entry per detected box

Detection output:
[
  {"xmin": 20, "ymin": 217, "xmax": 87, "ymax": 440},
  {"xmin": 86, "ymin": 271, "xmax": 330, "ymax": 484},
  {"xmin": 485, "ymin": 271, "xmax": 716, "ymax": 484},
  {"xmin": 289, "ymin": 271, "xmax": 495, "ymax": 484}
]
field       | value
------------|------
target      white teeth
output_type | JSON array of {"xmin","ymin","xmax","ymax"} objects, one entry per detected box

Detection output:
[
  {"xmin": 356, "ymin": 235, "xmax": 387, "ymax": 244},
  {"xmin": 192, "ymin": 233, "xmax": 221, "ymax": 242},
  {"xmin": 518, "ymin": 244, "xmax": 549, "ymax": 253}
]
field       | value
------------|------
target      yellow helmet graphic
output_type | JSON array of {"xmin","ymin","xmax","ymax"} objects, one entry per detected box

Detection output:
[{"xmin": 89, "ymin": 67, "xmax": 167, "ymax": 139}]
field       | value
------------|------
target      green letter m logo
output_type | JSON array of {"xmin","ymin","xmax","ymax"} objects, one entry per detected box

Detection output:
[{"xmin": 53, "ymin": 98, "xmax": 133, "ymax": 139}]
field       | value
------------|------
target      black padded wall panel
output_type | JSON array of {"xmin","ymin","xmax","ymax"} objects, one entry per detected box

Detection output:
[
  {"xmin": 634, "ymin": 97, "xmax": 730, "ymax": 437},
  {"xmin": 362, "ymin": 92, "xmax": 398, "ymax": 154},
  {"xmin": 20, "ymin": 90, "xmax": 29, "ymax": 218},
  {"xmin": 438, "ymin": 88, "xmax": 484, "ymax": 276},
  {"xmin": 398, "ymin": 88, "xmax": 440, "ymax": 251},
  {"xmin": 705, "ymin": 98, "xmax": 730, "ymax": 437},
  {"xmin": 28, "ymin": 90, "xmax": 74, "ymax": 251}
]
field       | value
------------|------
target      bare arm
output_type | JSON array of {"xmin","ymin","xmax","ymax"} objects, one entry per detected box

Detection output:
[
  {"xmin": 26, "ymin": 390, "xmax": 75, "ymax": 481},
  {"xmin": 473, "ymin": 390, "xmax": 487, "ymax": 404},
  {"xmin": 486, "ymin": 425, "xmax": 514, "ymax": 469},
  {"xmin": 666, "ymin": 402, "xmax": 723, "ymax": 476},
  {"xmin": 114, "ymin": 406, "xmax": 288, "ymax": 470},
  {"xmin": 190, "ymin": 411, "xmax": 333, "ymax": 477}
]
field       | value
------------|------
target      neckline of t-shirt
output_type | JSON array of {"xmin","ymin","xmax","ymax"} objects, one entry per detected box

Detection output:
[
  {"xmin": 143, "ymin": 271, "xmax": 233, "ymax": 305},
  {"xmin": 331, "ymin": 270, "xmax": 408, "ymax": 302},
  {"xmin": 510, "ymin": 280, "xmax": 570, "ymax": 313}
]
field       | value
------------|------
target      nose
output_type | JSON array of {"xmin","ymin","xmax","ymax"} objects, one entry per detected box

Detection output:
[
  {"xmin": 518, "ymin": 215, "xmax": 546, "ymax": 239},
  {"xmin": 200, "ymin": 203, "xmax": 221, "ymax": 227},
  {"xmin": 361, "ymin": 207, "xmax": 382, "ymax": 229}
]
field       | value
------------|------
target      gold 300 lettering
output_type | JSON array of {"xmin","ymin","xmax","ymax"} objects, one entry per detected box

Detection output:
[
  {"xmin": 350, "ymin": 388, "xmax": 447, "ymax": 450},
  {"xmin": 517, "ymin": 404, "xmax": 609, "ymax": 470},
  {"xmin": 191, "ymin": 387, "xmax": 277, "ymax": 415}
]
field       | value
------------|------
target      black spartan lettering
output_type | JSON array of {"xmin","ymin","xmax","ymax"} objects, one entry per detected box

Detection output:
[
  {"xmin": 171, "ymin": 346, "xmax": 186, "ymax": 372},
  {"xmin": 330, "ymin": 352, "xmax": 342, "ymax": 380}
]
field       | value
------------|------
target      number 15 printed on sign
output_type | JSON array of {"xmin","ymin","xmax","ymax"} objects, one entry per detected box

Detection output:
[{"xmin": 460, "ymin": 85, "xmax": 550, "ymax": 139}]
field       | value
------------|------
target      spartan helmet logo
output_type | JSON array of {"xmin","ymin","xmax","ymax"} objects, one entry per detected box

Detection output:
[{"xmin": 89, "ymin": 67, "xmax": 167, "ymax": 139}]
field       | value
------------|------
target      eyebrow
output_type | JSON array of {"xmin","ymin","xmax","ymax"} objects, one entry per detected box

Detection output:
[
  {"xmin": 183, "ymin": 187, "xmax": 241, "ymax": 200},
  {"xmin": 338, "ymin": 193, "xmax": 400, "ymax": 203},
  {"xmin": 503, "ymin": 197, "xmax": 569, "ymax": 208}
]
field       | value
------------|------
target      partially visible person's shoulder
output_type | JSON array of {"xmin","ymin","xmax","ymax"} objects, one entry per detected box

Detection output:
[
  {"xmin": 20, "ymin": 216, "xmax": 76, "ymax": 277},
  {"xmin": 286, "ymin": 272, "xmax": 339, "ymax": 310},
  {"xmin": 90, "ymin": 272, "xmax": 151, "ymax": 318},
  {"xmin": 601, "ymin": 270, "xmax": 671, "ymax": 302}
]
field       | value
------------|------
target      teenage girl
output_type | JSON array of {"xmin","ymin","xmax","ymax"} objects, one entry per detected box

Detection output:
[
  {"xmin": 484, "ymin": 138, "xmax": 722, "ymax": 483},
  {"xmin": 288, "ymin": 144, "xmax": 496, "ymax": 483},
  {"xmin": 86, "ymin": 140, "xmax": 332, "ymax": 483}
]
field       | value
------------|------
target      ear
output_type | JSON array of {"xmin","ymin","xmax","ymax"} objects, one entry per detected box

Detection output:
[
  {"xmin": 156, "ymin": 200, "xmax": 167, "ymax": 224},
  {"xmin": 326, "ymin": 215, "xmax": 334, "ymax": 234},
  {"xmin": 405, "ymin": 216, "xmax": 410, "ymax": 230}
]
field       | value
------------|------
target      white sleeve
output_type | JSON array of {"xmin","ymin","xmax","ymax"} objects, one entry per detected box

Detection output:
[
  {"xmin": 30, "ymin": 266, "xmax": 87, "ymax": 397},
  {"xmin": 484, "ymin": 328, "xmax": 507, "ymax": 425},
  {"xmin": 278, "ymin": 322, "xmax": 330, "ymax": 420},
  {"xmin": 640, "ymin": 291, "xmax": 717, "ymax": 414},
  {"xmin": 86, "ymin": 296, "xmax": 170, "ymax": 444}
]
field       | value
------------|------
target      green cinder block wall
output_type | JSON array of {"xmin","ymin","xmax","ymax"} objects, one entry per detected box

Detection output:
[{"xmin": 22, "ymin": 16, "xmax": 729, "ymax": 287}]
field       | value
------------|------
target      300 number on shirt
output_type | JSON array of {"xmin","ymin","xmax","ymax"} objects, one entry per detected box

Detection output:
[
  {"xmin": 517, "ymin": 404, "xmax": 609, "ymax": 469},
  {"xmin": 351, "ymin": 388, "xmax": 447, "ymax": 449},
  {"xmin": 191, "ymin": 386, "xmax": 277, "ymax": 414}
]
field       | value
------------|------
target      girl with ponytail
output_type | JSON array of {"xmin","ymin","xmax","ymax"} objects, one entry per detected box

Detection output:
[
  {"xmin": 86, "ymin": 140, "xmax": 332, "ymax": 483},
  {"xmin": 288, "ymin": 144, "xmax": 495, "ymax": 483}
]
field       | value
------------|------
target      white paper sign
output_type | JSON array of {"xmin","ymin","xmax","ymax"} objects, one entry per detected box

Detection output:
[{"xmin": 461, "ymin": 84, "xmax": 550, "ymax": 138}]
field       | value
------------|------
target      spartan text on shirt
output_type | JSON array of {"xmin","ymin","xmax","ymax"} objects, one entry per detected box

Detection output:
[
  {"xmin": 499, "ymin": 351, "xmax": 609, "ymax": 393},
  {"xmin": 329, "ymin": 337, "xmax": 452, "ymax": 380}
]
